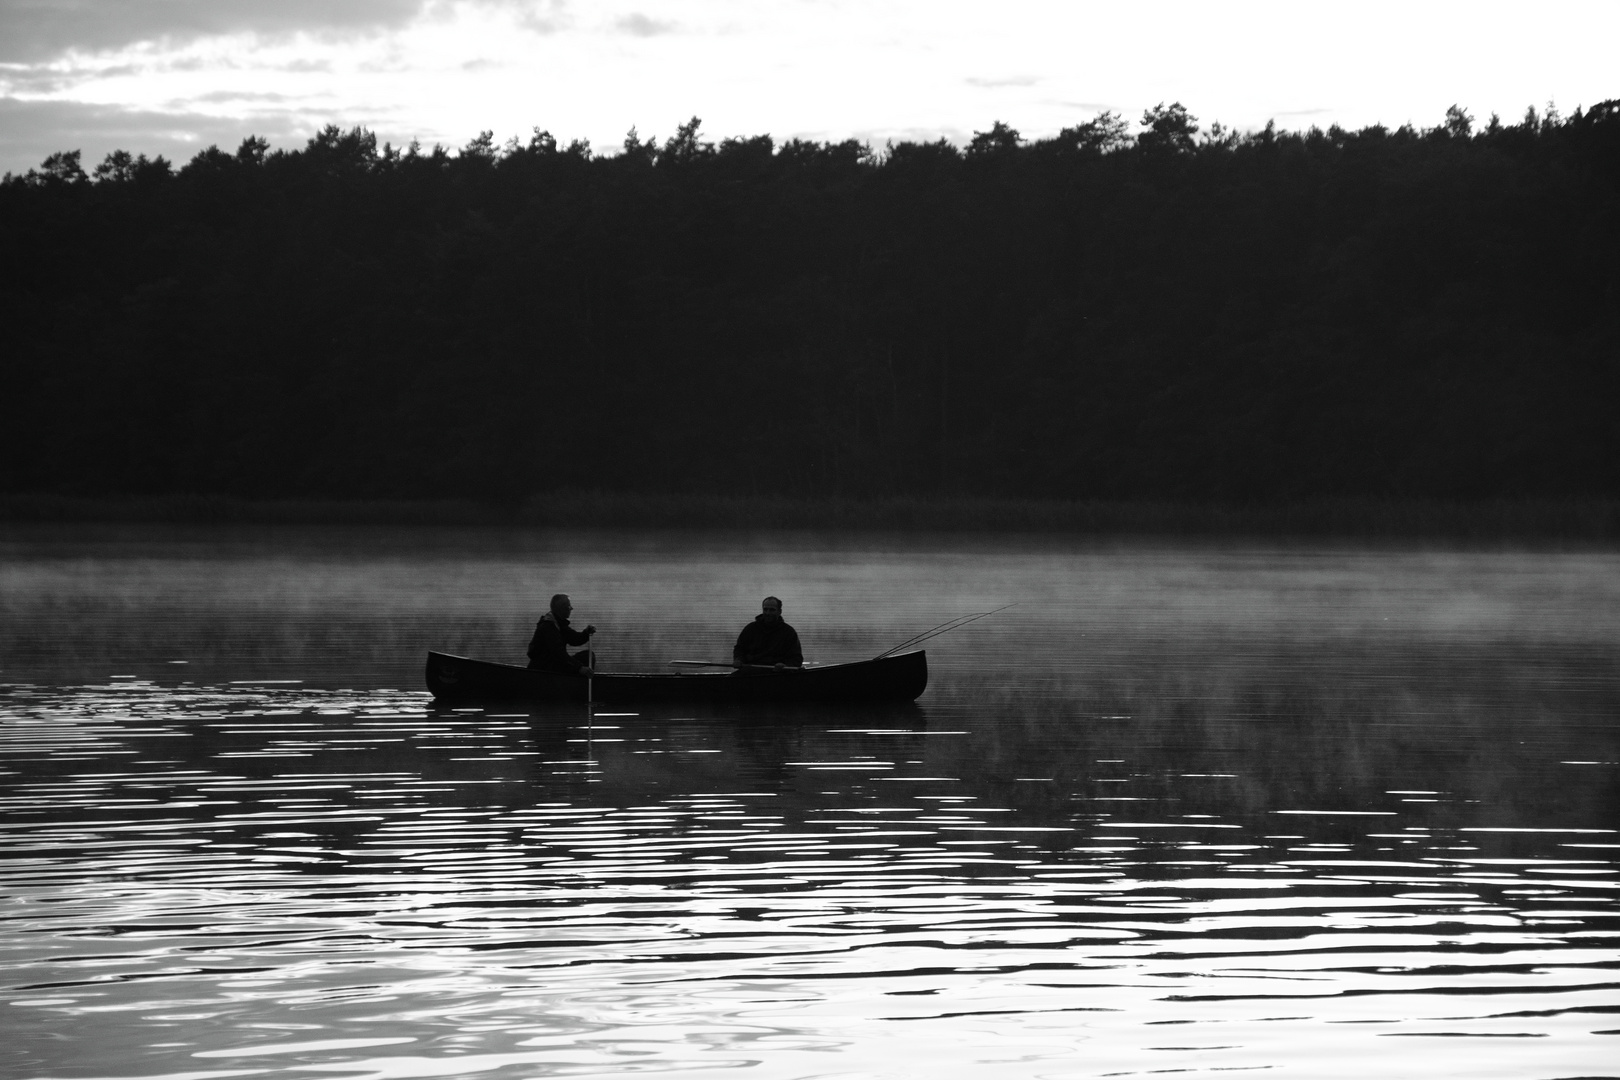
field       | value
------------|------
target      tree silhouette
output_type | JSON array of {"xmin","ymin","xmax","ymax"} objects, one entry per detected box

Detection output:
[
  {"xmin": 968, "ymin": 121, "xmax": 1022, "ymax": 157},
  {"xmin": 1137, "ymin": 101, "xmax": 1199, "ymax": 153},
  {"xmin": 1, "ymin": 101, "xmax": 1617, "ymax": 505}
]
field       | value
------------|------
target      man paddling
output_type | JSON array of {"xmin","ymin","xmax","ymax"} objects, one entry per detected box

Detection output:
[
  {"xmin": 527, "ymin": 593, "xmax": 596, "ymax": 675},
  {"xmin": 733, "ymin": 596, "xmax": 803, "ymax": 670}
]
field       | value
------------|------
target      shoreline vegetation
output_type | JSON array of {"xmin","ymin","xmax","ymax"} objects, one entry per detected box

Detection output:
[
  {"xmin": 4, "ymin": 102, "xmax": 1617, "ymax": 510},
  {"xmin": 3, "ymin": 493, "xmax": 1617, "ymax": 543}
]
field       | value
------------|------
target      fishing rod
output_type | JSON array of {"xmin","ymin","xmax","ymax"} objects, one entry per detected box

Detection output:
[
  {"xmin": 871, "ymin": 611, "xmax": 993, "ymax": 659},
  {"xmin": 871, "ymin": 615, "xmax": 980, "ymax": 658},
  {"xmin": 871, "ymin": 602, "xmax": 1017, "ymax": 659},
  {"xmin": 669, "ymin": 660, "xmax": 820, "ymax": 669}
]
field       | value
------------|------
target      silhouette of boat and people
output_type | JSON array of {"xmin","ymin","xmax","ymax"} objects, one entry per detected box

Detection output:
[{"xmin": 426, "ymin": 594, "xmax": 1010, "ymax": 703}]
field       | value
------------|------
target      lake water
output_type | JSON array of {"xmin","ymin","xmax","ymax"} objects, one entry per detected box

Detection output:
[{"xmin": 2, "ymin": 524, "xmax": 1617, "ymax": 1079}]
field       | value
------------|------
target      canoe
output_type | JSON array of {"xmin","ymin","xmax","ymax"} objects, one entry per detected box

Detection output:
[{"xmin": 426, "ymin": 649, "xmax": 927, "ymax": 704}]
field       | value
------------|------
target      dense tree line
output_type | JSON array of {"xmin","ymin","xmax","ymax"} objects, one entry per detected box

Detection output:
[{"xmin": 3, "ymin": 101, "xmax": 1617, "ymax": 504}]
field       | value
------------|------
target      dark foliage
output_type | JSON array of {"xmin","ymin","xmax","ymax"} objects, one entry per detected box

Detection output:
[{"xmin": 3, "ymin": 102, "xmax": 1617, "ymax": 503}]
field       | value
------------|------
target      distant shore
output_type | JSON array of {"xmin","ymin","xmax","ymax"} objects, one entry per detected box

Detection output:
[{"xmin": 2, "ymin": 492, "xmax": 1617, "ymax": 543}]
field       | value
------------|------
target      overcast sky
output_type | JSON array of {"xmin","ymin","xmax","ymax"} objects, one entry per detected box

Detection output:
[{"xmin": 1, "ymin": 0, "xmax": 1615, "ymax": 175}]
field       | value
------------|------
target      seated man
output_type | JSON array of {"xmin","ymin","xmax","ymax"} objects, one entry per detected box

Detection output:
[
  {"xmin": 527, "ymin": 593, "xmax": 596, "ymax": 674},
  {"xmin": 733, "ymin": 595, "xmax": 803, "ymax": 669}
]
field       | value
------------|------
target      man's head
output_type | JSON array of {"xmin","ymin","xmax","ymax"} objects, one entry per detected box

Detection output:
[
  {"xmin": 550, "ymin": 593, "xmax": 572, "ymax": 619},
  {"xmin": 761, "ymin": 596, "xmax": 782, "ymax": 620}
]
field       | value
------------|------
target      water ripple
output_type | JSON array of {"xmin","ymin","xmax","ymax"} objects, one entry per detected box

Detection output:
[{"xmin": 4, "ymin": 538, "xmax": 1619, "ymax": 1078}]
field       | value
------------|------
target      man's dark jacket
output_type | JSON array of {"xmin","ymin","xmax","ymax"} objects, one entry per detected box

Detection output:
[
  {"xmin": 734, "ymin": 615, "xmax": 803, "ymax": 666},
  {"xmin": 527, "ymin": 612, "xmax": 591, "ymax": 673}
]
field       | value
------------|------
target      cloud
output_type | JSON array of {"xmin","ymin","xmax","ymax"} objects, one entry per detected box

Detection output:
[
  {"xmin": 614, "ymin": 12, "xmax": 676, "ymax": 37},
  {"xmin": 0, "ymin": 61, "xmax": 80, "ymax": 96},
  {"xmin": 965, "ymin": 75, "xmax": 1041, "ymax": 89},
  {"xmin": 280, "ymin": 58, "xmax": 335, "ymax": 74},
  {"xmin": 508, "ymin": 0, "xmax": 569, "ymax": 34},
  {"xmin": 0, "ymin": 0, "xmax": 429, "ymax": 63},
  {"xmin": 0, "ymin": 96, "xmax": 313, "ymax": 174},
  {"xmin": 188, "ymin": 90, "xmax": 298, "ymax": 105}
]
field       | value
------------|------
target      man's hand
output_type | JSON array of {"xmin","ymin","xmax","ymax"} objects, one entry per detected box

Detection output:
[{"xmin": 584, "ymin": 625, "xmax": 597, "ymax": 636}]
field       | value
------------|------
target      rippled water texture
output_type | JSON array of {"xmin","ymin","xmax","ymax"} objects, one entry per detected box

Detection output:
[{"xmin": 2, "ymin": 524, "xmax": 1617, "ymax": 1079}]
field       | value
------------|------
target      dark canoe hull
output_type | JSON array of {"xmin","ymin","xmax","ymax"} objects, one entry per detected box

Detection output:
[{"xmin": 426, "ymin": 650, "xmax": 927, "ymax": 704}]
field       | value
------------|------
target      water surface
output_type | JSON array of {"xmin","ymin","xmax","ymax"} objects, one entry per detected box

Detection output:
[{"xmin": 2, "ymin": 525, "xmax": 1617, "ymax": 1079}]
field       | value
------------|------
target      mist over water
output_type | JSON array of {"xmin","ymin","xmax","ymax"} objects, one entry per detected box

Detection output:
[{"xmin": 2, "ymin": 524, "xmax": 1617, "ymax": 1079}]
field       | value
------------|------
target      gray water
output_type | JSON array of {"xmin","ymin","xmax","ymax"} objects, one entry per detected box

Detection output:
[{"xmin": 2, "ymin": 524, "xmax": 1617, "ymax": 1079}]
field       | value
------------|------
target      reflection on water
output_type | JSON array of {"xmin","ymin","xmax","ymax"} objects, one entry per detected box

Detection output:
[{"xmin": 1, "ymin": 526, "xmax": 1617, "ymax": 1079}]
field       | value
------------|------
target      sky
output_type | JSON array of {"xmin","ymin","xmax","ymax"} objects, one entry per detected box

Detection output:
[{"xmin": 1, "ymin": 0, "xmax": 1616, "ymax": 176}]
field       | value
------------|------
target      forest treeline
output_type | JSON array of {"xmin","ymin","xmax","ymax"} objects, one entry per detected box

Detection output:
[{"xmin": 3, "ymin": 102, "xmax": 1617, "ymax": 505}]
